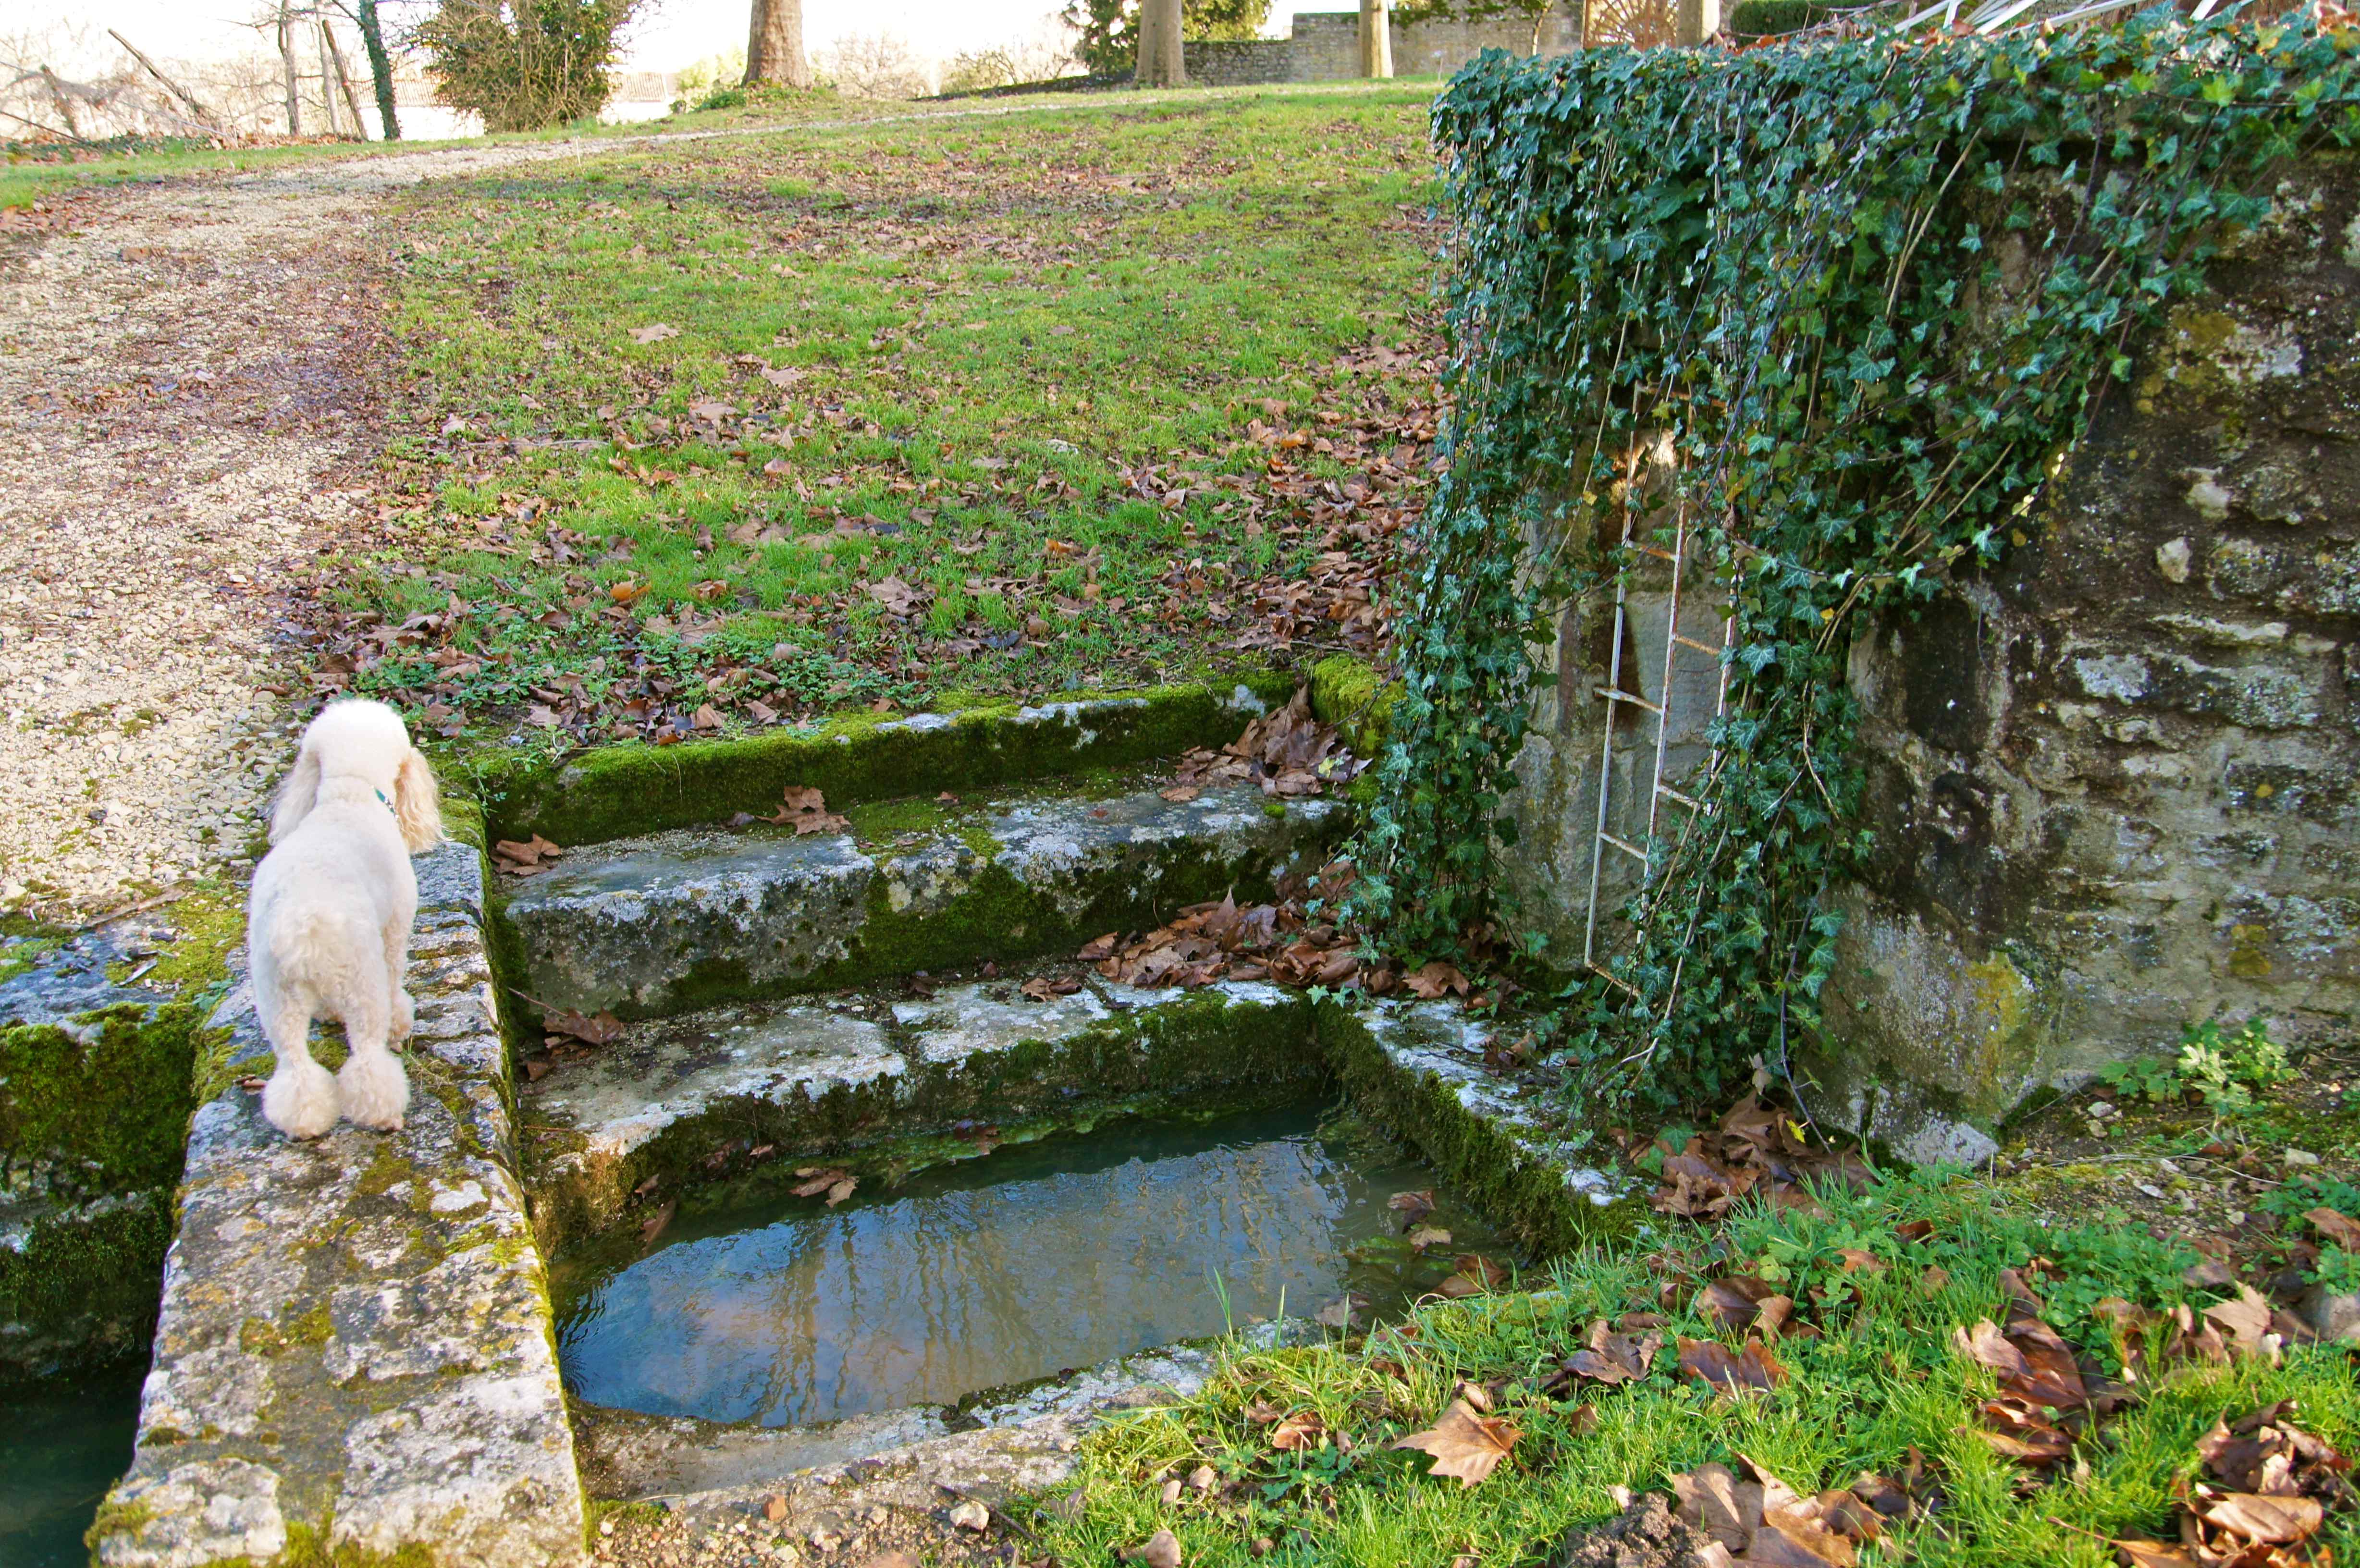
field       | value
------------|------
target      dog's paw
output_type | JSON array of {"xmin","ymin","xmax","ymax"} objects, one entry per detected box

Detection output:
[
  {"xmin": 338, "ymin": 1050, "xmax": 410, "ymax": 1133},
  {"xmin": 391, "ymin": 990, "xmax": 416, "ymax": 1044},
  {"xmin": 262, "ymin": 1060, "xmax": 340, "ymax": 1140}
]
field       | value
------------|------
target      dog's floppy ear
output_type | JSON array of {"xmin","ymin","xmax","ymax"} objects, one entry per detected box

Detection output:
[
  {"xmin": 393, "ymin": 746, "xmax": 445, "ymax": 853},
  {"xmin": 269, "ymin": 739, "xmax": 322, "ymax": 845}
]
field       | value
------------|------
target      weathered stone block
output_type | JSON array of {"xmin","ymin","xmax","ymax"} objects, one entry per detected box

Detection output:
[{"xmin": 501, "ymin": 784, "xmax": 1344, "ymax": 1020}]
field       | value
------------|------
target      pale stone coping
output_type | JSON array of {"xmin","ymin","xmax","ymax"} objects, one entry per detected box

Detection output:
[
  {"xmin": 93, "ymin": 841, "xmax": 589, "ymax": 1568},
  {"xmin": 1355, "ymin": 998, "xmax": 1635, "ymax": 1208}
]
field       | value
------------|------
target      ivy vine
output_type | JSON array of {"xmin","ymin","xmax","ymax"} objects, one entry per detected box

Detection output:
[{"xmin": 1352, "ymin": 10, "xmax": 2360, "ymax": 1111}]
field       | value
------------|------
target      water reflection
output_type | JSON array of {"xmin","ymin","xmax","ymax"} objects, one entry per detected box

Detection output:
[{"xmin": 557, "ymin": 1105, "xmax": 1502, "ymax": 1427}]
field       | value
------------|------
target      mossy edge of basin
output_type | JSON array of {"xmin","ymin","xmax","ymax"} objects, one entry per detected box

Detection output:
[{"xmin": 454, "ymin": 675, "xmax": 1301, "ymax": 849}]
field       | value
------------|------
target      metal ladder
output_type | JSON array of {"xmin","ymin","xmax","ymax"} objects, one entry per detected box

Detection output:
[{"xmin": 1580, "ymin": 495, "xmax": 1735, "ymax": 992}]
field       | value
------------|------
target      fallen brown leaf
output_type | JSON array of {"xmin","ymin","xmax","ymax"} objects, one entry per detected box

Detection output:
[
  {"xmin": 763, "ymin": 785, "xmax": 849, "ymax": 836},
  {"xmin": 1391, "ymin": 1399, "xmax": 1520, "ymax": 1488}
]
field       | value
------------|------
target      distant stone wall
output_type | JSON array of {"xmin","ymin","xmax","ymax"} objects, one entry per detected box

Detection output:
[
  {"xmin": 1502, "ymin": 156, "xmax": 2360, "ymax": 1161},
  {"xmin": 1178, "ymin": 10, "xmax": 1581, "ymax": 87},
  {"xmin": 1183, "ymin": 39, "xmax": 1298, "ymax": 86}
]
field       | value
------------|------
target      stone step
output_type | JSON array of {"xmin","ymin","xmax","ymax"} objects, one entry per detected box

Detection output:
[
  {"xmin": 92, "ymin": 844, "xmax": 586, "ymax": 1568},
  {"xmin": 521, "ymin": 975, "xmax": 1323, "ymax": 1252},
  {"xmin": 499, "ymin": 781, "xmax": 1344, "ymax": 1022}
]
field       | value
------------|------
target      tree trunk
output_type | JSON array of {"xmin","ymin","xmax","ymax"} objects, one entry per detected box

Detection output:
[
  {"xmin": 1360, "ymin": 0, "xmax": 1394, "ymax": 77},
  {"xmin": 1136, "ymin": 0, "xmax": 1185, "ymax": 87},
  {"xmin": 1675, "ymin": 0, "xmax": 1721, "ymax": 43},
  {"xmin": 1529, "ymin": 0, "xmax": 1554, "ymax": 53},
  {"xmin": 277, "ymin": 2, "xmax": 302, "ymax": 137},
  {"xmin": 744, "ymin": 0, "xmax": 813, "ymax": 88},
  {"xmin": 317, "ymin": 23, "xmax": 342, "ymax": 135},
  {"xmin": 355, "ymin": 0, "xmax": 401, "ymax": 139},
  {"xmin": 322, "ymin": 23, "xmax": 369, "ymax": 137}
]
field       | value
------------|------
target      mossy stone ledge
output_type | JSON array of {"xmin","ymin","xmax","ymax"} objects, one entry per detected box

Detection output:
[
  {"xmin": 465, "ymin": 681, "xmax": 1297, "ymax": 847},
  {"xmin": 92, "ymin": 844, "xmax": 587, "ymax": 1568},
  {"xmin": 524, "ymin": 972, "xmax": 1638, "ymax": 1265},
  {"xmin": 498, "ymin": 782, "xmax": 1345, "ymax": 1022}
]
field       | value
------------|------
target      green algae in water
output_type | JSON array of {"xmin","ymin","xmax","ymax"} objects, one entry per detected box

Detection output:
[
  {"xmin": 554, "ymin": 1104, "xmax": 1511, "ymax": 1427},
  {"xmin": 0, "ymin": 1362, "xmax": 143, "ymax": 1566}
]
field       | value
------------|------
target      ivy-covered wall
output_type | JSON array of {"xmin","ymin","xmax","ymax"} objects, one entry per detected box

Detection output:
[
  {"xmin": 1372, "ymin": 20, "xmax": 2360, "ymax": 1134},
  {"xmin": 1502, "ymin": 158, "xmax": 2360, "ymax": 1156},
  {"xmin": 1811, "ymin": 160, "xmax": 2360, "ymax": 1155}
]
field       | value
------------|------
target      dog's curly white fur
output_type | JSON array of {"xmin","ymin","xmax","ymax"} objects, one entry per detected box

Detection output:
[{"xmin": 249, "ymin": 700, "xmax": 443, "ymax": 1139}]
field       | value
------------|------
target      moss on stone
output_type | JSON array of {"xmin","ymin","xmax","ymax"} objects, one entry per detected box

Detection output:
[
  {"xmin": 0, "ymin": 1190, "xmax": 172, "ymax": 1384},
  {"xmin": 121, "ymin": 881, "xmax": 246, "ymax": 998},
  {"xmin": 0, "ymin": 1002, "xmax": 205, "ymax": 1195},
  {"xmin": 460, "ymin": 679, "xmax": 1294, "ymax": 846},
  {"xmin": 1308, "ymin": 654, "xmax": 1403, "ymax": 758}
]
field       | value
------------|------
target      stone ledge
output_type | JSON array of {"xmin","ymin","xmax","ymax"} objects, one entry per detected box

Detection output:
[
  {"xmin": 499, "ymin": 782, "xmax": 1345, "ymax": 1021},
  {"xmin": 464, "ymin": 679, "xmax": 1296, "ymax": 847},
  {"xmin": 521, "ymin": 978, "xmax": 1327, "ymax": 1252},
  {"xmin": 93, "ymin": 841, "xmax": 588, "ymax": 1568}
]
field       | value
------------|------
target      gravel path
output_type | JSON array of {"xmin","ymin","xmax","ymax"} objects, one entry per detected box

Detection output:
[{"xmin": 0, "ymin": 139, "xmax": 613, "ymax": 918}]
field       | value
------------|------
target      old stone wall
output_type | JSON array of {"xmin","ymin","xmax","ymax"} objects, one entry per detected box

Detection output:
[
  {"xmin": 1183, "ymin": 39, "xmax": 1298, "ymax": 86},
  {"xmin": 1502, "ymin": 156, "xmax": 2360, "ymax": 1158},
  {"xmin": 1177, "ymin": 11, "xmax": 1581, "ymax": 87}
]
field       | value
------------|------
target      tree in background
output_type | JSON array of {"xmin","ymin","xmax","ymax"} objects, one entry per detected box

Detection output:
[
  {"xmin": 742, "ymin": 0, "xmax": 811, "ymax": 88},
  {"xmin": 409, "ymin": 0, "xmax": 641, "ymax": 130},
  {"xmin": 1061, "ymin": 0, "xmax": 1268, "ymax": 77},
  {"xmin": 351, "ymin": 0, "xmax": 399, "ymax": 136},
  {"xmin": 1135, "ymin": 0, "xmax": 1184, "ymax": 84}
]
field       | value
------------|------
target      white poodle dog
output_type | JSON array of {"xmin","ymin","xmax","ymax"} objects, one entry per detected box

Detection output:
[{"xmin": 248, "ymin": 699, "xmax": 444, "ymax": 1139}]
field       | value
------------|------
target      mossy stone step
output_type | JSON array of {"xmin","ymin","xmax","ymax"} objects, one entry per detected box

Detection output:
[
  {"xmin": 93, "ymin": 845, "xmax": 585, "ymax": 1568},
  {"xmin": 498, "ymin": 783, "xmax": 1344, "ymax": 1023},
  {"xmin": 520, "ymin": 977, "xmax": 1324, "ymax": 1253}
]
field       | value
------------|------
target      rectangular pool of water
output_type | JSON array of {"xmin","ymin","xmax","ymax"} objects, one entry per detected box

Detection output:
[{"xmin": 551, "ymin": 1103, "xmax": 1512, "ymax": 1429}]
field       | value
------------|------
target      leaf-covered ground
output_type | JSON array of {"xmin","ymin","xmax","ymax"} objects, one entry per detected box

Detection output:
[
  {"xmin": 296, "ymin": 85, "xmax": 1442, "ymax": 750},
  {"xmin": 1007, "ymin": 1101, "xmax": 2360, "ymax": 1568}
]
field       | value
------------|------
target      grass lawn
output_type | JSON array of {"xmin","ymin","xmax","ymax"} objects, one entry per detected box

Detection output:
[
  {"xmin": 1021, "ymin": 1164, "xmax": 2360, "ymax": 1568},
  {"xmin": 301, "ymin": 82, "xmax": 1443, "ymax": 748}
]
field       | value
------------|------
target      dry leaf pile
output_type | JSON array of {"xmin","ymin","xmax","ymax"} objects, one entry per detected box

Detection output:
[
  {"xmin": 1160, "ymin": 688, "xmax": 1366, "ymax": 803},
  {"xmin": 1952, "ymin": 1264, "xmax": 2111, "ymax": 1471},
  {"xmin": 1645, "ymin": 1095, "xmax": 1874, "ymax": 1221},
  {"xmin": 1670, "ymin": 1455, "xmax": 1921, "ymax": 1567}
]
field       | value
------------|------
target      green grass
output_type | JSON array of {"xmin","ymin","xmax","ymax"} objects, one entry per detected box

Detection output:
[
  {"xmin": 1028, "ymin": 1168, "xmax": 2360, "ymax": 1567},
  {"xmin": 309, "ymin": 82, "xmax": 1440, "ymax": 743}
]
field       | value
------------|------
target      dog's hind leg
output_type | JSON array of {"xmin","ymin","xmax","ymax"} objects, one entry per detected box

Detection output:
[
  {"xmin": 383, "ymin": 917, "xmax": 415, "ymax": 1047},
  {"xmin": 259, "ymin": 986, "xmax": 340, "ymax": 1140},
  {"xmin": 333, "ymin": 948, "xmax": 410, "ymax": 1133}
]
